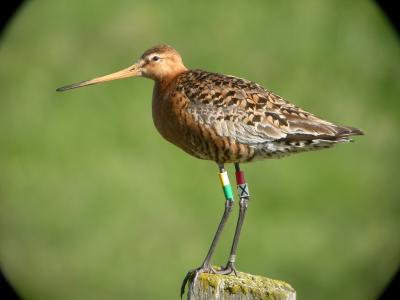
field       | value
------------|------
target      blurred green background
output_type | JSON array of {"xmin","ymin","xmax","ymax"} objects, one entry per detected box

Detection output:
[{"xmin": 0, "ymin": 1, "xmax": 399, "ymax": 299}]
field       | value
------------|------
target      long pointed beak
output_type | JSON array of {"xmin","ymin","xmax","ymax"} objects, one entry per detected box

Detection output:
[{"xmin": 56, "ymin": 63, "xmax": 141, "ymax": 92}]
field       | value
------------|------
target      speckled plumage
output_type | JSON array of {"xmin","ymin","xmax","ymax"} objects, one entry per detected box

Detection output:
[
  {"xmin": 58, "ymin": 44, "xmax": 363, "ymax": 164},
  {"xmin": 152, "ymin": 67, "xmax": 362, "ymax": 164}
]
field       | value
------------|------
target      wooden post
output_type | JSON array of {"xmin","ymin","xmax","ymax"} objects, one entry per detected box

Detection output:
[{"xmin": 187, "ymin": 271, "xmax": 296, "ymax": 300}]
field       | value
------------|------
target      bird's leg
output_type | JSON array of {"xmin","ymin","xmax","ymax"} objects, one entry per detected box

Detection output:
[
  {"xmin": 180, "ymin": 164, "xmax": 235, "ymax": 297},
  {"xmin": 215, "ymin": 163, "xmax": 250, "ymax": 275},
  {"xmin": 200, "ymin": 164, "xmax": 235, "ymax": 270}
]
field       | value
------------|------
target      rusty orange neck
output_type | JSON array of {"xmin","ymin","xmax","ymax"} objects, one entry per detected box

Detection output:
[{"xmin": 154, "ymin": 68, "xmax": 188, "ymax": 91}]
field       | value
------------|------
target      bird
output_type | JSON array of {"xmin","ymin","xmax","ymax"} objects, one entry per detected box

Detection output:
[{"xmin": 57, "ymin": 44, "xmax": 363, "ymax": 296}]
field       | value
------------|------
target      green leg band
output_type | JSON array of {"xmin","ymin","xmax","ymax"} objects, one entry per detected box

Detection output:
[{"xmin": 223, "ymin": 184, "xmax": 234, "ymax": 201}]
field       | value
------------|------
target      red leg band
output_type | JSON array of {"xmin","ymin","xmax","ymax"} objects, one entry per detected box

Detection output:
[{"xmin": 235, "ymin": 170, "xmax": 245, "ymax": 185}]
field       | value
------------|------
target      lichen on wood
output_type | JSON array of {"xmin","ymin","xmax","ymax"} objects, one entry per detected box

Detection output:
[{"xmin": 187, "ymin": 271, "xmax": 296, "ymax": 300}]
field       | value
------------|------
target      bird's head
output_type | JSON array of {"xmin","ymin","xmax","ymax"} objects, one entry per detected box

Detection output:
[{"xmin": 56, "ymin": 44, "xmax": 187, "ymax": 92}]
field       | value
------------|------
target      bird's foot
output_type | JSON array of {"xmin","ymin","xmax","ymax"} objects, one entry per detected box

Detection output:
[
  {"xmin": 180, "ymin": 264, "xmax": 218, "ymax": 298},
  {"xmin": 213, "ymin": 261, "xmax": 238, "ymax": 276},
  {"xmin": 180, "ymin": 263, "xmax": 239, "ymax": 298}
]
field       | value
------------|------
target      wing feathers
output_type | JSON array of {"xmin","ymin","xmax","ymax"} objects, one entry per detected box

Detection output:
[{"xmin": 177, "ymin": 70, "xmax": 363, "ymax": 145}]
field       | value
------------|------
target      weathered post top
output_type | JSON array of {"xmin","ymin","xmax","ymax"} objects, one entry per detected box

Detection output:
[{"xmin": 187, "ymin": 271, "xmax": 296, "ymax": 300}]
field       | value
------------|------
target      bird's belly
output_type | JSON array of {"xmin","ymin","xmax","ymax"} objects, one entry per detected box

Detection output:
[
  {"xmin": 174, "ymin": 128, "xmax": 257, "ymax": 163},
  {"xmin": 153, "ymin": 114, "xmax": 338, "ymax": 163},
  {"xmin": 153, "ymin": 112, "xmax": 256, "ymax": 163}
]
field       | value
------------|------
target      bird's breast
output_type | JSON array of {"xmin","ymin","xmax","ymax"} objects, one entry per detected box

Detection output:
[{"xmin": 152, "ymin": 82, "xmax": 196, "ymax": 156}]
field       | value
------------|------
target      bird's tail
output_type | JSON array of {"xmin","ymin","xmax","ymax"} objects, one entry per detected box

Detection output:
[{"xmin": 335, "ymin": 125, "xmax": 364, "ymax": 138}]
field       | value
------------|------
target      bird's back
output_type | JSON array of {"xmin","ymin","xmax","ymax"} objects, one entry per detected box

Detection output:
[{"xmin": 153, "ymin": 69, "xmax": 363, "ymax": 163}]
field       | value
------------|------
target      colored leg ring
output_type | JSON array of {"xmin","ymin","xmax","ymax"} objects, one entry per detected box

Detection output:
[
  {"xmin": 219, "ymin": 171, "xmax": 234, "ymax": 201},
  {"xmin": 235, "ymin": 170, "xmax": 250, "ymax": 198}
]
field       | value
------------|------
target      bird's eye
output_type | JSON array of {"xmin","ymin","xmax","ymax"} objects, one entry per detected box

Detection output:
[{"xmin": 152, "ymin": 56, "xmax": 160, "ymax": 62}]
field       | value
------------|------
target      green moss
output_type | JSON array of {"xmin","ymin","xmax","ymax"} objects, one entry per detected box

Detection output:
[
  {"xmin": 199, "ymin": 273, "xmax": 219, "ymax": 290},
  {"xmin": 193, "ymin": 271, "xmax": 295, "ymax": 299},
  {"xmin": 227, "ymin": 284, "xmax": 241, "ymax": 294}
]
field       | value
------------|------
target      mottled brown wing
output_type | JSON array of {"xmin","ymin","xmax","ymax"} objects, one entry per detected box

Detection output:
[{"xmin": 177, "ymin": 70, "xmax": 362, "ymax": 145}]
